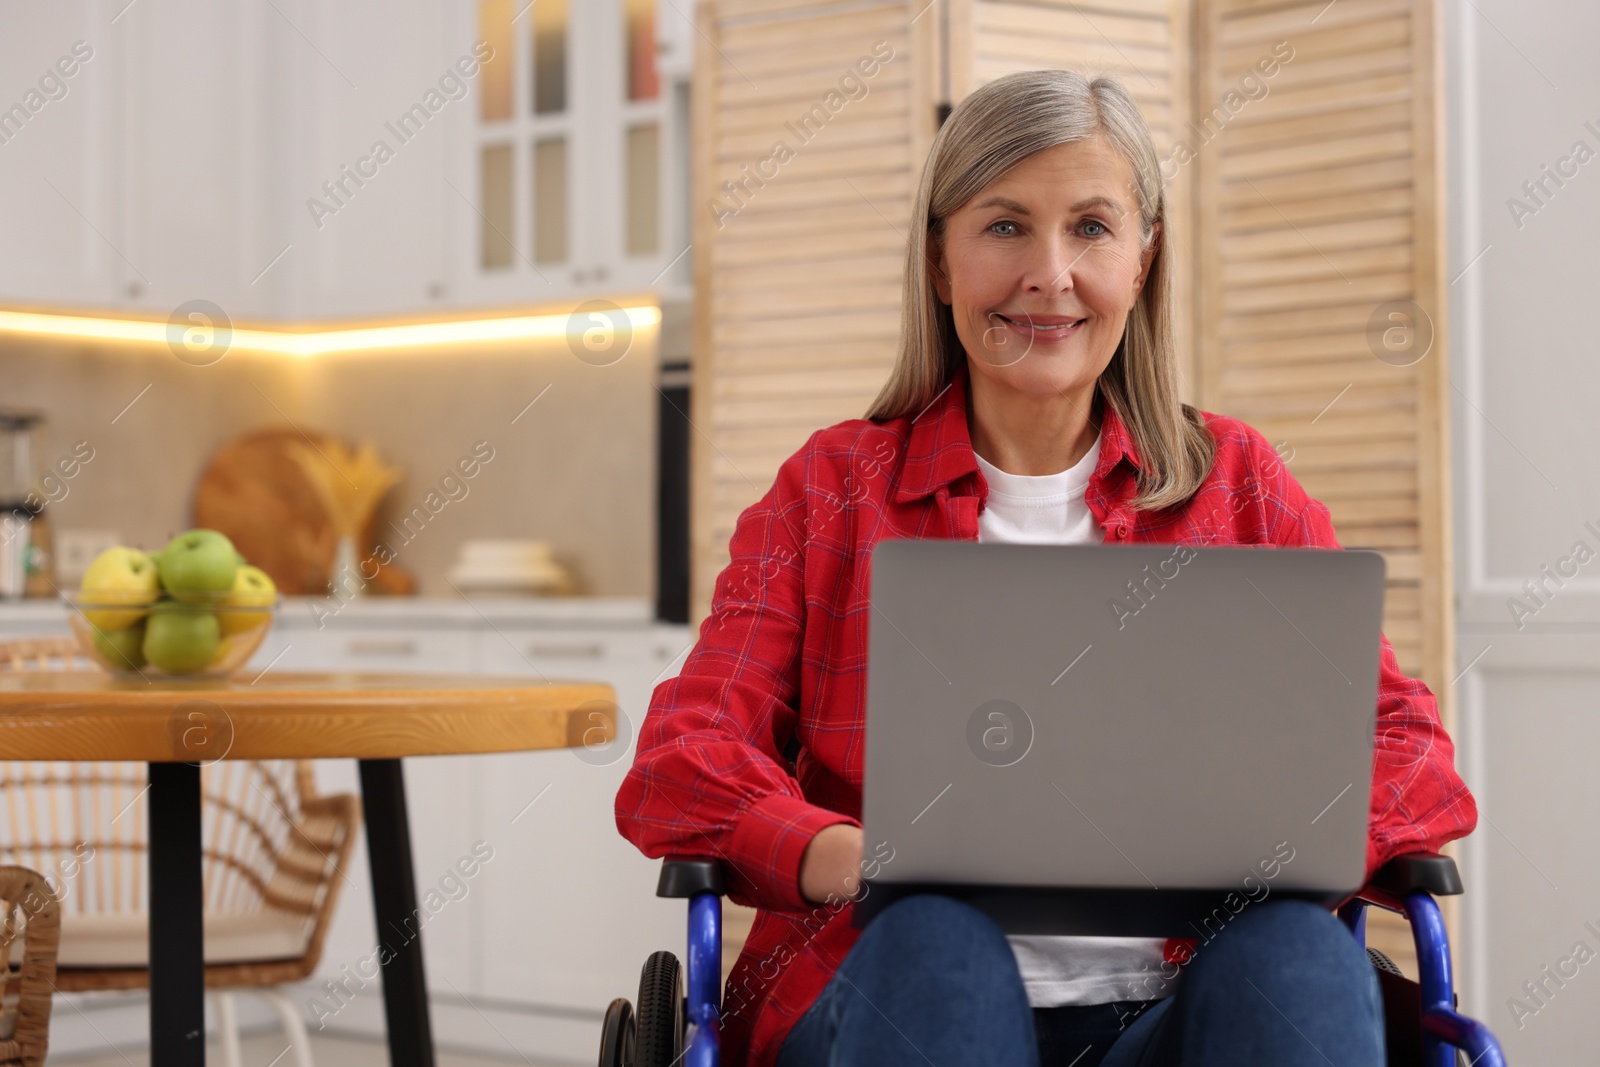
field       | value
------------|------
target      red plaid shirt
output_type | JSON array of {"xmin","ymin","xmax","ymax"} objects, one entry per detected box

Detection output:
[{"xmin": 614, "ymin": 360, "xmax": 1478, "ymax": 1067}]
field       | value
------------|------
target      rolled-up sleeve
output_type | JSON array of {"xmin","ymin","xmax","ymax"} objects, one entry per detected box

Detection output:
[{"xmin": 614, "ymin": 436, "xmax": 860, "ymax": 913}]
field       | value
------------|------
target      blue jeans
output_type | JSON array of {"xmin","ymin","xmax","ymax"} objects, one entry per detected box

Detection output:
[{"xmin": 773, "ymin": 895, "xmax": 1384, "ymax": 1066}]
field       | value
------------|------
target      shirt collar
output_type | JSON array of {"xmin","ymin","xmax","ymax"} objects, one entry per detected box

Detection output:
[{"xmin": 891, "ymin": 360, "xmax": 1143, "ymax": 505}]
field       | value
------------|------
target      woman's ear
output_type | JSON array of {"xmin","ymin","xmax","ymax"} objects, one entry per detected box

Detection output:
[
  {"xmin": 1133, "ymin": 219, "xmax": 1161, "ymax": 296},
  {"xmin": 925, "ymin": 231, "xmax": 950, "ymax": 304}
]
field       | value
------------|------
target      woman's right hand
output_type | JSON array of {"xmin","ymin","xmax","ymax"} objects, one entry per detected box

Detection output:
[{"xmin": 798, "ymin": 822, "xmax": 865, "ymax": 905}]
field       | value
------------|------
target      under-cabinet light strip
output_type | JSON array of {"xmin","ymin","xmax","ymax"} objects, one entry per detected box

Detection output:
[{"xmin": 0, "ymin": 305, "xmax": 660, "ymax": 357}]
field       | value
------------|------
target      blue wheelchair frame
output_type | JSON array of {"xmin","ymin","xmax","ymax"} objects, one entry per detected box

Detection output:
[
  {"xmin": 652, "ymin": 852, "xmax": 1506, "ymax": 1067},
  {"xmin": 1336, "ymin": 853, "xmax": 1506, "ymax": 1067}
]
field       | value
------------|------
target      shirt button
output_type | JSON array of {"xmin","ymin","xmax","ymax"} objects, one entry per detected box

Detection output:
[{"xmin": 1116, "ymin": 524, "xmax": 1129, "ymax": 539}]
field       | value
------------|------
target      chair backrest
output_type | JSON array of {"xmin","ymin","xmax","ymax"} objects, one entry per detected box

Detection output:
[
  {"xmin": 0, "ymin": 639, "xmax": 88, "ymax": 673},
  {"xmin": 0, "ymin": 866, "xmax": 60, "ymax": 1067},
  {"xmin": 0, "ymin": 761, "xmax": 343, "ymax": 925},
  {"xmin": 0, "ymin": 640, "xmax": 353, "ymax": 951},
  {"xmin": 0, "ymin": 760, "xmax": 145, "ymax": 917}
]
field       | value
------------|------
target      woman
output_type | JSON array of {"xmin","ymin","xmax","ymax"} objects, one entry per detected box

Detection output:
[{"xmin": 615, "ymin": 68, "xmax": 1477, "ymax": 1066}]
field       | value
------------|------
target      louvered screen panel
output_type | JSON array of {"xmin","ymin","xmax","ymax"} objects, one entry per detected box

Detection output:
[
  {"xmin": 1195, "ymin": 0, "xmax": 1448, "ymax": 685},
  {"xmin": 964, "ymin": 0, "xmax": 1181, "ymax": 129},
  {"xmin": 691, "ymin": 0, "xmax": 938, "ymax": 618},
  {"xmin": 1195, "ymin": 0, "xmax": 1451, "ymax": 973}
]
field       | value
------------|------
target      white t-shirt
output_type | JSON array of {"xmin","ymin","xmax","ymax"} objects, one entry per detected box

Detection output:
[{"xmin": 975, "ymin": 436, "xmax": 1179, "ymax": 1008}]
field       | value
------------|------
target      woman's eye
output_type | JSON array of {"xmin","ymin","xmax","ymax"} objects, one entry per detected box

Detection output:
[
  {"xmin": 1081, "ymin": 219, "xmax": 1108, "ymax": 237},
  {"xmin": 990, "ymin": 220, "xmax": 1019, "ymax": 236}
]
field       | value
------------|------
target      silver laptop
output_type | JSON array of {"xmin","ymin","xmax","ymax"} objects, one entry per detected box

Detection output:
[{"xmin": 855, "ymin": 540, "xmax": 1387, "ymax": 936}]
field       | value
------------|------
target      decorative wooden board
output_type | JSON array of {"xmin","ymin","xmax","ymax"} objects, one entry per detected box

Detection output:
[{"xmin": 193, "ymin": 428, "xmax": 414, "ymax": 597}]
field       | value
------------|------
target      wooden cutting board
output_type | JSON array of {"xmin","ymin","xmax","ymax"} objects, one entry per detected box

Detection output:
[{"xmin": 194, "ymin": 428, "xmax": 414, "ymax": 597}]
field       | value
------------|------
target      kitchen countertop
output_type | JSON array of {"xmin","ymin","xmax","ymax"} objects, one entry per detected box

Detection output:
[{"xmin": 0, "ymin": 594, "xmax": 662, "ymax": 630}]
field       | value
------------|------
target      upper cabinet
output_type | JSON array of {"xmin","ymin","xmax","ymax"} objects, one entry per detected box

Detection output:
[
  {"xmin": 0, "ymin": 1, "xmax": 131, "ymax": 312},
  {"xmin": 447, "ymin": 0, "xmax": 691, "ymax": 310},
  {"xmin": 0, "ymin": 0, "xmax": 692, "ymax": 321}
]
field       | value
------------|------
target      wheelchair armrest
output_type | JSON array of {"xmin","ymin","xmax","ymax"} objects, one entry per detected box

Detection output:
[
  {"xmin": 1361, "ymin": 852, "xmax": 1463, "ymax": 902},
  {"xmin": 657, "ymin": 857, "xmax": 727, "ymax": 898}
]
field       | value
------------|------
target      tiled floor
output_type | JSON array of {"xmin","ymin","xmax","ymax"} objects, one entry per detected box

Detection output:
[{"xmin": 48, "ymin": 1031, "xmax": 531, "ymax": 1065}]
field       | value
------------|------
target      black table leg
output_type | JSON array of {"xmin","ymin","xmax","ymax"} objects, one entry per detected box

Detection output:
[
  {"xmin": 359, "ymin": 758, "xmax": 436, "ymax": 1067},
  {"xmin": 149, "ymin": 760, "xmax": 206, "ymax": 1066}
]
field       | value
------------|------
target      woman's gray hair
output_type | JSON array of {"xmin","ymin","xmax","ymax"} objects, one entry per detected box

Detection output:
[{"xmin": 865, "ymin": 68, "xmax": 1214, "ymax": 512}]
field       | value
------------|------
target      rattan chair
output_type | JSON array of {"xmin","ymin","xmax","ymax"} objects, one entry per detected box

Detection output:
[
  {"xmin": 0, "ymin": 865, "xmax": 61, "ymax": 1067},
  {"xmin": 0, "ymin": 638, "xmax": 90, "ymax": 672},
  {"xmin": 0, "ymin": 636, "xmax": 361, "ymax": 1067}
]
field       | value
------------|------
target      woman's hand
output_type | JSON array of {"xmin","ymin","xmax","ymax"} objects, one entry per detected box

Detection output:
[{"xmin": 798, "ymin": 823, "xmax": 865, "ymax": 905}]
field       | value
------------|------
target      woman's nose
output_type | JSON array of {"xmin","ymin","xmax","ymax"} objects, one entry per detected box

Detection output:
[{"xmin": 1022, "ymin": 233, "xmax": 1081, "ymax": 293}]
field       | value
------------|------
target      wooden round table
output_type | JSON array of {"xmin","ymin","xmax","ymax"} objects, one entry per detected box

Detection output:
[{"xmin": 0, "ymin": 671, "xmax": 617, "ymax": 1067}]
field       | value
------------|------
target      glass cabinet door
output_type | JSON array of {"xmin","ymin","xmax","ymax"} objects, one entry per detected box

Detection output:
[
  {"xmin": 471, "ymin": 0, "xmax": 581, "ymax": 289},
  {"xmin": 613, "ymin": 0, "xmax": 689, "ymax": 295},
  {"xmin": 459, "ymin": 0, "xmax": 682, "ymax": 304}
]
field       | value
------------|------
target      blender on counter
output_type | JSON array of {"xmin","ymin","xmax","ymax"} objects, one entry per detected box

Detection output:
[{"xmin": 0, "ymin": 409, "xmax": 46, "ymax": 600}]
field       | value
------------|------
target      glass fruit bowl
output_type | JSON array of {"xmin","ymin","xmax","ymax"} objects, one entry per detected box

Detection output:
[{"xmin": 62, "ymin": 591, "xmax": 280, "ymax": 680}]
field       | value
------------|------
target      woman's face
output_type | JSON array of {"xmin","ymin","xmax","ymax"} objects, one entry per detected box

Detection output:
[{"xmin": 927, "ymin": 136, "xmax": 1159, "ymax": 404}]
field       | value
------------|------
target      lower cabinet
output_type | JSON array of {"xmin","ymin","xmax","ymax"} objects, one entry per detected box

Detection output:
[
  {"xmin": 260, "ymin": 628, "xmax": 477, "ymax": 672},
  {"xmin": 280, "ymin": 616, "xmax": 693, "ymax": 1061}
]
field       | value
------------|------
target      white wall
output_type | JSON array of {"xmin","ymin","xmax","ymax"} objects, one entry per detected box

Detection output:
[{"xmin": 1447, "ymin": 2, "xmax": 1600, "ymax": 1061}]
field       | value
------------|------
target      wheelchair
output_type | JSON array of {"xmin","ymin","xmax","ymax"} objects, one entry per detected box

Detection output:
[{"xmin": 599, "ymin": 852, "xmax": 1507, "ymax": 1067}]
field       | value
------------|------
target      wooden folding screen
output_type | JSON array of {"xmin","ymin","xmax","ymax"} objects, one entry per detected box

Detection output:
[
  {"xmin": 1193, "ymin": 0, "xmax": 1448, "ymax": 692},
  {"xmin": 690, "ymin": 0, "xmax": 939, "ymax": 615}
]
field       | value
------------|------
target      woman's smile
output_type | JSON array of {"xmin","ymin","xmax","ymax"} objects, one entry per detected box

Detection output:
[{"xmin": 991, "ymin": 311, "xmax": 1086, "ymax": 345}]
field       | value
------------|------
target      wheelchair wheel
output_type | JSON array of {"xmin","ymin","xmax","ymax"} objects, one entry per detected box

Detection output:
[
  {"xmin": 598, "ymin": 997, "xmax": 635, "ymax": 1067},
  {"xmin": 635, "ymin": 950, "xmax": 686, "ymax": 1067}
]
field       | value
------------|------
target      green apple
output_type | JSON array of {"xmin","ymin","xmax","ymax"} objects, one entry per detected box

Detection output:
[
  {"xmin": 220, "ymin": 564, "xmax": 277, "ymax": 636},
  {"xmin": 143, "ymin": 602, "xmax": 222, "ymax": 673},
  {"xmin": 79, "ymin": 547, "xmax": 162, "ymax": 629},
  {"xmin": 92, "ymin": 621, "xmax": 147, "ymax": 671},
  {"xmin": 157, "ymin": 529, "xmax": 240, "ymax": 604}
]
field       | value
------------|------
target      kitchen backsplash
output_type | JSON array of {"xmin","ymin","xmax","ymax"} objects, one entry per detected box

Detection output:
[{"xmin": 0, "ymin": 317, "xmax": 661, "ymax": 598}]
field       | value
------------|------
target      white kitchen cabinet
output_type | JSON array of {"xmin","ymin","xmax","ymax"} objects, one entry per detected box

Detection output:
[
  {"xmin": 473, "ymin": 627, "xmax": 691, "ymax": 1012},
  {"xmin": 0, "ymin": 602, "xmax": 70, "ymax": 639},
  {"xmin": 0, "ymin": 0, "xmax": 689, "ymax": 320},
  {"xmin": 282, "ymin": 0, "xmax": 457, "ymax": 320},
  {"xmin": 439, "ymin": 0, "xmax": 691, "ymax": 310},
  {"xmin": 115, "ymin": 0, "xmax": 286, "ymax": 318},
  {"xmin": 270, "ymin": 602, "xmax": 692, "ymax": 1060},
  {"xmin": 0, "ymin": 0, "xmax": 297, "ymax": 318},
  {"xmin": 0, "ymin": 3, "xmax": 120, "ymax": 310},
  {"xmin": 294, "ymin": 0, "xmax": 691, "ymax": 316},
  {"xmin": 254, "ymin": 626, "xmax": 476, "ymax": 673}
]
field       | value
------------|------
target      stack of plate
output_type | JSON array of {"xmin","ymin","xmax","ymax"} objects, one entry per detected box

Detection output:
[{"xmin": 446, "ymin": 540, "xmax": 569, "ymax": 595}]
